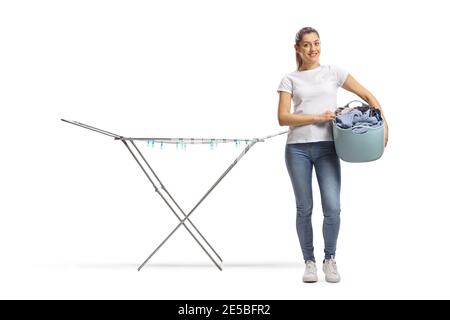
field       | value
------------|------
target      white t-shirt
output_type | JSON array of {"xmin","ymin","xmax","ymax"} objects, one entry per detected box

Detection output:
[{"xmin": 277, "ymin": 64, "xmax": 349, "ymax": 144}]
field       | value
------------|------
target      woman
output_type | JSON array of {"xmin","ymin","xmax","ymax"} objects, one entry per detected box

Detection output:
[{"xmin": 277, "ymin": 27, "xmax": 389, "ymax": 283}]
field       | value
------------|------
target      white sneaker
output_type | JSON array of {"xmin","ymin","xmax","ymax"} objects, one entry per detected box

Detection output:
[
  {"xmin": 323, "ymin": 257, "xmax": 341, "ymax": 283},
  {"xmin": 303, "ymin": 260, "xmax": 318, "ymax": 283}
]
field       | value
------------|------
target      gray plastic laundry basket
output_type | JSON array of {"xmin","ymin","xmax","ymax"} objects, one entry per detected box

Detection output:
[{"xmin": 332, "ymin": 100, "xmax": 385, "ymax": 163}]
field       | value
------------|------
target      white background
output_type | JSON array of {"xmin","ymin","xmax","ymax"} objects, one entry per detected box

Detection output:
[{"xmin": 1, "ymin": 0, "xmax": 449, "ymax": 299}]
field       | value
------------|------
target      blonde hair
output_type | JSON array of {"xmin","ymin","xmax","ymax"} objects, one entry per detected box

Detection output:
[{"xmin": 295, "ymin": 27, "xmax": 320, "ymax": 70}]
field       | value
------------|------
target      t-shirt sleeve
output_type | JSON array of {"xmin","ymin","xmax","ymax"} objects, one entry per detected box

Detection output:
[
  {"xmin": 333, "ymin": 65, "xmax": 349, "ymax": 87},
  {"xmin": 277, "ymin": 75, "xmax": 292, "ymax": 94}
]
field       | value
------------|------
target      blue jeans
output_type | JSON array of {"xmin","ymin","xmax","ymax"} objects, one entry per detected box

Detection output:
[{"xmin": 285, "ymin": 141, "xmax": 341, "ymax": 262}]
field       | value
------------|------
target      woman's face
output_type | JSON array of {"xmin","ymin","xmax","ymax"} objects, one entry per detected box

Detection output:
[{"xmin": 295, "ymin": 32, "xmax": 321, "ymax": 64}]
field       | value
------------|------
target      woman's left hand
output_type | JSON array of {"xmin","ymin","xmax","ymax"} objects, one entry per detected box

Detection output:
[{"xmin": 384, "ymin": 125, "xmax": 389, "ymax": 147}]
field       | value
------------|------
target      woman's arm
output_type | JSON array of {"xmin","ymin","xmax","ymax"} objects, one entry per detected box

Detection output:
[
  {"xmin": 341, "ymin": 74, "xmax": 389, "ymax": 146},
  {"xmin": 278, "ymin": 91, "xmax": 335, "ymax": 126}
]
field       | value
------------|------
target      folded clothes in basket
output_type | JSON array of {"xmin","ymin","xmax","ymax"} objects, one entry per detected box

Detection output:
[{"xmin": 335, "ymin": 106, "xmax": 383, "ymax": 134}]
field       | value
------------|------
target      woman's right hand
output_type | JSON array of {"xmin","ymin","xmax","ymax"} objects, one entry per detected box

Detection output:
[{"xmin": 317, "ymin": 111, "xmax": 336, "ymax": 123}]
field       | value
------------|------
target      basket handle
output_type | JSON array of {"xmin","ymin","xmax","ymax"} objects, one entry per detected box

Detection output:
[
  {"xmin": 350, "ymin": 124, "xmax": 372, "ymax": 134},
  {"xmin": 342, "ymin": 100, "xmax": 370, "ymax": 109},
  {"xmin": 350, "ymin": 122, "xmax": 384, "ymax": 134}
]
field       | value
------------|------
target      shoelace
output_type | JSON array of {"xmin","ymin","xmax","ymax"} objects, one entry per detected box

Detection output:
[
  {"xmin": 325, "ymin": 258, "xmax": 338, "ymax": 274},
  {"xmin": 306, "ymin": 261, "xmax": 316, "ymax": 274}
]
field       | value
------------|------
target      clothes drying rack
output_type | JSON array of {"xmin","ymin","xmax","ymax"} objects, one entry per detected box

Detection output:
[{"xmin": 61, "ymin": 119, "xmax": 288, "ymax": 271}]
